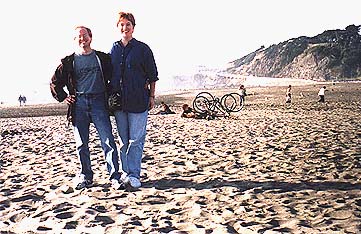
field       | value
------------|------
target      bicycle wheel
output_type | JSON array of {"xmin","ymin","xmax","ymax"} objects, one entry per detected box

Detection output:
[
  {"xmin": 193, "ymin": 96, "xmax": 210, "ymax": 114},
  {"xmin": 221, "ymin": 93, "xmax": 243, "ymax": 112},
  {"xmin": 193, "ymin": 92, "xmax": 214, "ymax": 113},
  {"xmin": 229, "ymin": 92, "xmax": 244, "ymax": 111},
  {"xmin": 195, "ymin": 92, "xmax": 214, "ymax": 101}
]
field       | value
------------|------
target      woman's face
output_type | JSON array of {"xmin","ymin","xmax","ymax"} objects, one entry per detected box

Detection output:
[{"xmin": 118, "ymin": 18, "xmax": 134, "ymax": 40}]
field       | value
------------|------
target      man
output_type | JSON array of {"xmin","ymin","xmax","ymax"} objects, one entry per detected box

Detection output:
[
  {"xmin": 50, "ymin": 26, "xmax": 122, "ymax": 190},
  {"xmin": 318, "ymin": 86, "xmax": 327, "ymax": 103}
]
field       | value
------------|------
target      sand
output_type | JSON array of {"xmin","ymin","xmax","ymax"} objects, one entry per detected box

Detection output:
[{"xmin": 1, "ymin": 82, "xmax": 361, "ymax": 233}]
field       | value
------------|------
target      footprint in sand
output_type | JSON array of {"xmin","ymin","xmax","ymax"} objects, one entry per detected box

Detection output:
[
  {"xmin": 55, "ymin": 211, "xmax": 74, "ymax": 219},
  {"xmin": 94, "ymin": 215, "xmax": 115, "ymax": 226}
]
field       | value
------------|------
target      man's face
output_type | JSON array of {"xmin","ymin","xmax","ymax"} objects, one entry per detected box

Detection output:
[{"xmin": 74, "ymin": 28, "xmax": 92, "ymax": 49}]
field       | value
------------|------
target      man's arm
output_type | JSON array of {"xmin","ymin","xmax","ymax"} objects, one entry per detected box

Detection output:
[{"xmin": 50, "ymin": 64, "xmax": 69, "ymax": 102}]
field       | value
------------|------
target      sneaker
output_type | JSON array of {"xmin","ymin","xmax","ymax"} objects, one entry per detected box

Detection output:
[
  {"xmin": 75, "ymin": 179, "xmax": 93, "ymax": 190},
  {"xmin": 128, "ymin": 177, "xmax": 141, "ymax": 189},
  {"xmin": 111, "ymin": 179, "xmax": 125, "ymax": 190}
]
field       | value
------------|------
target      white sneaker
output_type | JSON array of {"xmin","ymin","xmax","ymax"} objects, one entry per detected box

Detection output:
[
  {"xmin": 111, "ymin": 179, "xmax": 124, "ymax": 190},
  {"xmin": 120, "ymin": 173, "xmax": 128, "ymax": 183}
]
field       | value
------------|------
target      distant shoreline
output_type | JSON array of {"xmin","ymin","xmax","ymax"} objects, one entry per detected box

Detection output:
[
  {"xmin": 1, "ymin": 81, "xmax": 359, "ymax": 119},
  {"xmin": 0, "ymin": 103, "xmax": 68, "ymax": 119},
  {"xmin": 2, "ymin": 77, "xmax": 359, "ymax": 108}
]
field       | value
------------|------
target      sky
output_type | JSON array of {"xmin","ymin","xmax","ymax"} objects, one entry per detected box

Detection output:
[{"xmin": 0, "ymin": 0, "xmax": 360, "ymax": 105}]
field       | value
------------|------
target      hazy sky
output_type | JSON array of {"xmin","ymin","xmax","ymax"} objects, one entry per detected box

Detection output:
[{"xmin": 1, "ymin": 0, "xmax": 360, "ymax": 104}]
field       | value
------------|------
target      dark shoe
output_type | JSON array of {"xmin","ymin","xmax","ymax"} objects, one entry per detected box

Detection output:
[{"xmin": 75, "ymin": 179, "xmax": 93, "ymax": 190}]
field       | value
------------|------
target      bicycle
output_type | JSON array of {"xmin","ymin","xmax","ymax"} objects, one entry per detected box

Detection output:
[{"xmin": 192, "ymin": 91, "xmax": 244, "ymax": 117}]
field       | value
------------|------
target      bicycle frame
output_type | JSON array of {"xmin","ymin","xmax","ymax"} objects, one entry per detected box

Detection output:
[{"xmin": 192, "ymin": 91, "xmax": 243, "ymax": 117}]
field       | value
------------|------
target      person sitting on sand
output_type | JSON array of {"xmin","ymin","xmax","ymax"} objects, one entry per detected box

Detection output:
[
  {"xmin": 318, "ymin": 86, "xmax": 327, "ymax": 103},
  {"xmin": 181, "ymin": 104, "xmax": 196, "ymax": 118},
  {"xmin": 181, "ymin": 103, "xmax": 217, "ymax": 120},
  {"xmin": 285, "ymin": 85, "xmax": 292, "ymax": 103},
  {"xmin": 156, "ymin": 101, "xmax": 175, "ymax": 115}
]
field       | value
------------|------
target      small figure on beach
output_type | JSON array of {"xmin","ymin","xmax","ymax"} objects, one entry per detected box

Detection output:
[
  {"xmin": 181, "ymin": 103, "xmax": 217, "ymax": 120},
  {"xmin": 50, "ymin": 26, "xmax": 122, "ymax": 190},
  {"xmin": 18, "ymin": 95, "xmax": 26, "ymax": 106},
  {"xmin": 239, "ymin": 84, "xmax": 247, "ymax": 102},
  {"xmin": 156, "ymin": 101, "xmax": 176, "ymax": 115},
  {"xmin": 181, "ymin": 104, "xmax": 196, "ymax": 118},
  {"xmin": 109, "ymin": 11, "xmax": 158, "ymax": 190},
  {"xmin": 285, "ymin": 85, "xmax": 292, "ymax": 103},
  {"xmin": 318, "ymin": 86, "xmax": 327, "ymax": 103},
  {"xmin": 22, "ymin": 96, "xmax": 27, "ymax": 105}
]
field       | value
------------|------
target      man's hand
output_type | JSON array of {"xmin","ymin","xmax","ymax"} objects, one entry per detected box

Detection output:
[{"xmin": 64, "ymin": 95, "xmax": 76, "ymax": 105}]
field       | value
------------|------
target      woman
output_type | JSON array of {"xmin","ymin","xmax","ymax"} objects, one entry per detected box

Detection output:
[{"xmin": 110, "ymin": 11, "xmax": 158, "ymax": 189}]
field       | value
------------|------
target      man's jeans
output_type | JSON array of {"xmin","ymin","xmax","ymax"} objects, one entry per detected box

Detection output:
[
  {"xmin": 114, "ymin": 110, "xmax": 148, "ymax": 179},
  {"xmin": 73, "ymin": 93, "xmax": 120, "ymax": 181}
]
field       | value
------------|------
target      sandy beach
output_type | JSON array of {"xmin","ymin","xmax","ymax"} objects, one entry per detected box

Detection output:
[{"xmin": 1, "ymin": 82, "xmax": 361, "ymax": 233}]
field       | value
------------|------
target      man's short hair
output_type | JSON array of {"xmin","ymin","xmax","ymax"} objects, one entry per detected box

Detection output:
[{"xmin": 74, "ymin": 26, "xmax": 92, "ymax": 38}]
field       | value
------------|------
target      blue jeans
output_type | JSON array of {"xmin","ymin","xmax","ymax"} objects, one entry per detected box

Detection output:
[
  {"xmin": 73, "ymin": 93, "xmax": 120, "ymax": 181},
  {"xmin": 114, "ymin": 110, "xmax": 148, "ymax": 179}
]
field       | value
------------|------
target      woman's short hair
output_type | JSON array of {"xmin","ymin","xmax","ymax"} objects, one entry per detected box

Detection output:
[{"xmin": 117, "ymin": 11, "xmax": 136, "ymax": 27}]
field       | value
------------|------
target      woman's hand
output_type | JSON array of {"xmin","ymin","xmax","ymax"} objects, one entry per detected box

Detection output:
[{"xmin": 149, "ymin": 96, "xmax": 155, "ymax": 110}]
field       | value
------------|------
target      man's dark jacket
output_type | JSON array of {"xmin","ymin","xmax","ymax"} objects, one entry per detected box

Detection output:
[{"xmin": 50, "ymin": 50, "xmax": 112, "ymax": 124}]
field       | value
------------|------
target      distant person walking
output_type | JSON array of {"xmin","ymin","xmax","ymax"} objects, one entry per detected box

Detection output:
[
  {"xmin": 18, "ymin": 95, "xmax": 26, "ymax": 106},
  {"xmin": 318, "ymin": 86, "xmax": 327, "ymax": 103},
  {"xmin": 22, "ymin": 96, "xmax": 27, "ymax": 105},
  {"xmin": 50, "ymin": 26, "xmax": 122, "ymax": 190},
  {"xmin": 109, "ymin": 11, "xmax": 159, "ymax": 190},
  {"xmin": 18, "ymin": 95, "xmax": 23, "ymax": 106},
  {"xmin": 285, "ymin": 85, "xmax": 292, "ymax": 103},
  {"xmin": 239, "ymin": 84, "xmax": 247, "ymax": 102}
]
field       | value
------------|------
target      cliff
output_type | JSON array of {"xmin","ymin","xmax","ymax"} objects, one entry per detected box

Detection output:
[{"xmin": 226, "ymin": 24, "xmax": 361, "ymax": 81}]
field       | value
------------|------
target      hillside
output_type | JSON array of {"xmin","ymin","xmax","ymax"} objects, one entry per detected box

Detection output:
[{"xmin": 226, "ymin": 24, "xmax": 361, "ymax": 81}]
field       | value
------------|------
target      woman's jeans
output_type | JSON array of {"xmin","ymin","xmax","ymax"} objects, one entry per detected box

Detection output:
[
  {"xmin": 114, "ymin": 110, "xmax": 148, "ymax": 179},
  {"xmin": 73, "ymin": 93, "xmax": 120, "ymax": 181}
]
